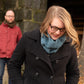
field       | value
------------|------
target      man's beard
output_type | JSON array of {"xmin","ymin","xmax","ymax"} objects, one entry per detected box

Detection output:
[{"xmin": 4, "ymin": 20, "xmax": 16, "ymax": 28}]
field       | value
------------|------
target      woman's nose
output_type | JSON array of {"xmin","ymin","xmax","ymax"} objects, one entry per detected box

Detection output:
[{"xmin": 55, "ymin": 30, "xmax": 61, "ymax": 34}]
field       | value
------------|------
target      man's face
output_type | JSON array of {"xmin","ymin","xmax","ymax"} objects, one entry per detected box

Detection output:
[{"xmin": 5, "ymin": 11, "xmax": 15, "ymax": 23}]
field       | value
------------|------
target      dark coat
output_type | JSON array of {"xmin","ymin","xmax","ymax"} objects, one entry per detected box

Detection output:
[{"xmin": 8, "ymin": 29, "xmax": 79, "ymax": 84}]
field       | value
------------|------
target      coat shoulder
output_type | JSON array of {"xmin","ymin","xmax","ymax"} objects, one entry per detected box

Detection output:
[{"xmin": 23, "ymin": 29, "xmax": 40, "ymax": 40}]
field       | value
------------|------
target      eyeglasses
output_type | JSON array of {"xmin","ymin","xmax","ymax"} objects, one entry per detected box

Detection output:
[
  {"xmin": 49, "ymin": 23, "xmax": 65, "ymax": 32},
  {"xmin": 6, "ymin": 15, "xmax": 15, "ymax": 18}
]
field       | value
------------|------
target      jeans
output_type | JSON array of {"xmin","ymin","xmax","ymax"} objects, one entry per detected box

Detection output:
[{"xmin": 0, "ymin": 58, "xmax": 11, "ymax": 84}]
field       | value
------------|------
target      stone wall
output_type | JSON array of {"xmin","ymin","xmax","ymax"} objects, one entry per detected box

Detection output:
[
  {"xmin": 0, "ymin": 0, "xmax": 47, "ymax": 33},
  {"xmin": 0, "ymin": 0, "xmax": 4, "ymax": 24},
  {"xmin": 0, "ymin": 1, "xmax": 47, "ymax": 84}
]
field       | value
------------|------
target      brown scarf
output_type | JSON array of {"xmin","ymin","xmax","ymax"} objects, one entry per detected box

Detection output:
[{"xmin": 4, "ymin": 20, "xmax": 16, "ymax": 28}]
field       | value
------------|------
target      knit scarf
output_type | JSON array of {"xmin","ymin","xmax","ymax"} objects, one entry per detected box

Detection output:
[
  {"xmin": 4, "ymin": 20, "xmax": 16, "ymax": 28},
  {"xmin": 41, "ymin": 33, "xmax": 66, "ymax": 54}
]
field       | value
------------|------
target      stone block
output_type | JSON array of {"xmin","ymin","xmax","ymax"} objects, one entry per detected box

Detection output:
[
  {"xmin": 24, "ymin": 9, "xmax": 32, "ymax": 20},
  {"xmin": 0, "ymin": 10, "xmax": 4, "ymax": 21},
  {"xmin": 40, "ymin": 0, "xmax": 47, "ymax": 10},
  {"xmin": 15, "ymin": 9, "xmax": 24, "ymax": 21},
  {"xmin": 24, "ymin": 0, "xmax": 47, "ymax": 10},
  {"xmin": 18, "ymin": 22, "xmax": 24, "ymax": 33},
  {"xmin": 32, "ymin": 0, "xmax": 41, "ymax": 9},
  {"xmin": 33, "ymin": 10, "xmax": 46, "ymax": 22},
  {"xmin": 0, "ymin": 0, "xmax": 4, "ymax": 9},
  {"xmin": 23, "ymin": 21, "xmax": 41, "ymax": 32},
  {"xmin": 18, "ymin": 0, "xmax": 24, "ymax": 8},
  {"xmin": 4, "ymin": 0, "xmax": 17, "ymax": 9},
  {"xmin": 24, "ymin": 0, "xmax": 33, "ymax": 8},
  {"xmin": 31, "ymin": 0, "xmax": 47, "ymax": 10}
]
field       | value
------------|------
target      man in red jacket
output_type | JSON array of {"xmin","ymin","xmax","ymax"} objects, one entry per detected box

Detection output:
[{"xmin": 0, "ymin": 9, "xmax": 22, "ymax": 84}]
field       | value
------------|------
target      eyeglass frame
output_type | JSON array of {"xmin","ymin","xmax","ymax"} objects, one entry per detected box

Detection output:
[
  {"xmin": 49, "ymin": 23, "xmax": 65, "ymax": 32},
  {"xmin": 5, "ymin": 15, "xmax": 15, "ymax": 18}
]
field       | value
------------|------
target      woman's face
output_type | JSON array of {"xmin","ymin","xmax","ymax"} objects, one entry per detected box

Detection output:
[{"xmin": 47, "ymin": 17, "xmax": 65, "ymax": 40}]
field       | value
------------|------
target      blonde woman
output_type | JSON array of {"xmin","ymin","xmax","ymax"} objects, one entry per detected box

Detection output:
[{"xmin": 8, "ymin": 5, "xmax": 80, "ymax": 84}]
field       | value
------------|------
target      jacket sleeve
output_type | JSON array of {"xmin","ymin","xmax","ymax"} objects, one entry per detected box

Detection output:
[
  {"xmin": 66, "ymin": 47, "xmax": 80, "ymax": 84},
  {"xmin": 7, "ymin": 33, "xmax": 26, "ymax": 84}
]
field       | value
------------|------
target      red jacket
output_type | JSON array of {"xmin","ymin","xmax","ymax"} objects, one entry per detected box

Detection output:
[{"xmin": 0, "ymin": 22, "xmax": 22, "ymax": 58}]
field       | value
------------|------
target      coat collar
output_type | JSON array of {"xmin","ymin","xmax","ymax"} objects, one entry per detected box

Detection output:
[
  {"xmin": 26, "ymin": 29, "xmax": 71, "ymax": 73},
  {"xmin": 1, "ymin": 22, "xmax": 16, "ymax": 28},
  {"xmin": 1, "ymin": 22, "xmax": 9, "ymax": 27},
  {"xmin": 25, "ymin": 29, "xmax": 40, "ymax": 41},
  {"xmin": 26, "ymin": 29, "xmax": 54, "ymax": 72}
]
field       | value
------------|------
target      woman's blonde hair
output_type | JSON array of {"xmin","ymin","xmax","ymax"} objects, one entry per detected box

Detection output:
[{"xmin": 40, "ymin": 5, "xmax": 80, "ymax": 53}]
